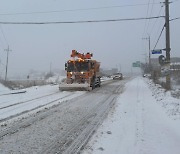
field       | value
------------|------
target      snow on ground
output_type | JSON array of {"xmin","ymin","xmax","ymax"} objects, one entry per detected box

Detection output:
[
  {"xmin": 100, "ymin": 77, "xmax": 112, "ymax": 82},
  {"xmin": 46, "ymin": 75, "xmax": 66, "ymax": 84},
  {"xmin": 0, "ymin": 84, "xmax": 85, "ymax": 122},
  {"xmin": 0, "ymin": 83, "xmax": 10, "ymax": 93},
  {"xmin": 0, "ymin": 76, "xmax": 113, "ymax": 123},
  {"xmin": 82, "ymin": 77, "xmax": 180, "ymax": 154},
  {"xmin": 146, "ymin": 79, "xmax": 180, "ymax": 119},
  {"xmin": 46, "ymin": 75, "xmax": 112, "ymax": 83}
]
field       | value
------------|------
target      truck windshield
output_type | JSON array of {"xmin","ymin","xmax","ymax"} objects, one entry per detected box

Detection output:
[{"xmin": 67, "ymin": 61, "xmax": 89, "ymax": 72}]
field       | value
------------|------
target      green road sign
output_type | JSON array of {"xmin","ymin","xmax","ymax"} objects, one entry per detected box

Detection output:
[{"xmin": 132, "ymin": 61, "xmax": 141, "ymax": 67}]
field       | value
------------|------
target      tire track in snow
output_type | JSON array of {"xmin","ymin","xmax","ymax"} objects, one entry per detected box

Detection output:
[
  {"xmin": 40, "ymin": 83, "xmax": 123, "ymax": 154},
  {"xmin": 0, "ymin": 79, "xmax": 127, "ymax": 154},
  {"xmin": 0, "ymin": 92, "xmax": 76, "ymax": 123},
  {"xmin": 0, "ymin": 92, "xmax": 59, "ymax": 110},
  {"xmin": 134, "ymin": 78, "xmax": 145, "ymax": 154},
  {"xmin": 0, "ymin": 92, "xmax": 80, "ymax": 139}
]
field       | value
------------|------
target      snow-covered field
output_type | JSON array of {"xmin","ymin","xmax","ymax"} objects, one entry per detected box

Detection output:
[
  {"xmin": 82, "ymin": 77, "xmax": 180, "ymax": 154},
  {"xmin": 0, "ymin": 83, "xmax": 85, "ymax": 123}
]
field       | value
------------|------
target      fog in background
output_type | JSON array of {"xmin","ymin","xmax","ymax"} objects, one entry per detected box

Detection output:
[{"xmin": 0, "ymin": 0, "xmax": 179, "ymax": 78}]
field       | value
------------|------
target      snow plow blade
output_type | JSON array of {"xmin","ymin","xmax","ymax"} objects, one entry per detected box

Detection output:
[{"xmin": 59, "ymin": 83, "xmax": 92, "ymax": 91}]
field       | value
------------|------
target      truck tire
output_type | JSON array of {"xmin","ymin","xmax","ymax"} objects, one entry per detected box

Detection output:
[{"xmin": 98, "ymin": 78, "xmax": 101, "ymax": 87}]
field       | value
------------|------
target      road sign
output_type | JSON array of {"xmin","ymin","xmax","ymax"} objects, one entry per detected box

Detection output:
[
  {"xmin": 132, "ymin": 61, "xmax": 141, "ymax": 67},
  {"xmin": 152, "ymin": 50, "xmax": 162, "ymax": 54}
]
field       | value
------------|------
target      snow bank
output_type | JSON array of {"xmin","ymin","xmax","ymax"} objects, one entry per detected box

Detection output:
[
  {"xmin": 46, "ymin": 75, "xmax": 66, "ymax": 84},
  {"xmin": 146, "ymin": 79, "xmax": 180, "ymax": 120},
  {"xmin": 101, "ymin": 77, "xmax": 112, "ymax": 82}
]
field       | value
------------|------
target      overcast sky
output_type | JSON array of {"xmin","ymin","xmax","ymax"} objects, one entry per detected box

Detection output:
[{"xmin": 0, "ymin": 0, "xmax": 179, "ymax": 78}]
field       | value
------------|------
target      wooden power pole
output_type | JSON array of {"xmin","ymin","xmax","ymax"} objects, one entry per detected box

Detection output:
[
  {"xmin": 165, "ymin": 0, "xmax": 171, "ymax": 90},
  {"xmin": 4, "ymin": 46, "xmax": 11, "ymax": 81}
]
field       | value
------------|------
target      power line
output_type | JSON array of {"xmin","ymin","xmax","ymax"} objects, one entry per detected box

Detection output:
[
  {"xmin": 146, "ymin": 0, "xmax": 156, "ymax": 34},
  {"xmin": 149, "ymin": 5, "xmax": 164, "ymax": 35},
  {"xmin": 151, "ymin": 16, "xmax": 179, "ymax": 51},
  {"xmin": 153, "ymin": 23, "xmax": 165, "ymax": 50},
  {"xmin": 170, "ymin": 17, "xmax": 180, "ymax": 21},
  {"xmin": 154, "ymin": 16, "xmax": 164, "ymax": 43},
  {"xmin": 142, "ymin": 0, "xmax": 151, "ymax": 37},
  {"xmin": 149, "ymin": 0, "xmax": 156, "ymax": 16},
  {"xmin": 153, "ymin": 24, "xmax": 165, "ymax": 50},
  {"xmin": 0, "ymin": 3, "xmax": 161, "ymax": 16},
  {"xmin": 0, "ymin": 16, "xmax": 164, "ymax": 25},
  {"xmin": 0, "ymin": 25, "xmax": 8, "ymax": 46}
]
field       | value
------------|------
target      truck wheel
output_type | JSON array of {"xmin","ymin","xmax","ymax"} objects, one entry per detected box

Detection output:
[{"xmin": 98, "ymin": 78, "xmax": 101, "ymax": 87}]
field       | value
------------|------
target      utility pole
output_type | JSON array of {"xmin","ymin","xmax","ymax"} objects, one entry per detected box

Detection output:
[
  {"xmin": 142, "ymin": 36, "xmax": 151, "ymax": 71},
  {"xmin": 148, "ymin": 35, "xmax": 151, "ymax": 68},
  {"xmin": 165, "ymin": 0, "xmax": 171, "ymax": 90},
  {"xmin": 4, "ymin": 46, "xmax": 11, "ymax": 81}
]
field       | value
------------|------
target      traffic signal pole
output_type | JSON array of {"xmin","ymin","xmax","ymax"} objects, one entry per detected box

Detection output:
[{"xmin": 165, "ymin": 0, "xmax": 171, "ymax": 90}]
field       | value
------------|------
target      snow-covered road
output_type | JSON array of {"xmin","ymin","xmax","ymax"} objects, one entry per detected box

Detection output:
[
  {"xmin": 82, "ymin": 77, "xmax": 180, "ymax": 154},
  {"xmin": 0, "ymin": 78, "xmax": 126, "ymax": 154},
  {"xmin": 0, "ymin": 85, "xmax": 85, "ymax": 122},
  {"xmin": 0, "ymin": 77, "xmax": 113, "ymax": 123},
  {"xmin": 0, "ymin": 77, "xmax": 180, "ymax": 154}
]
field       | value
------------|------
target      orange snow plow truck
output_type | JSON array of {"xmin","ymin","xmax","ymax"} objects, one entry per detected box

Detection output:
[{"xmin": 59, "ymin": 50, "xmax": 101, "ymax": 91}]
